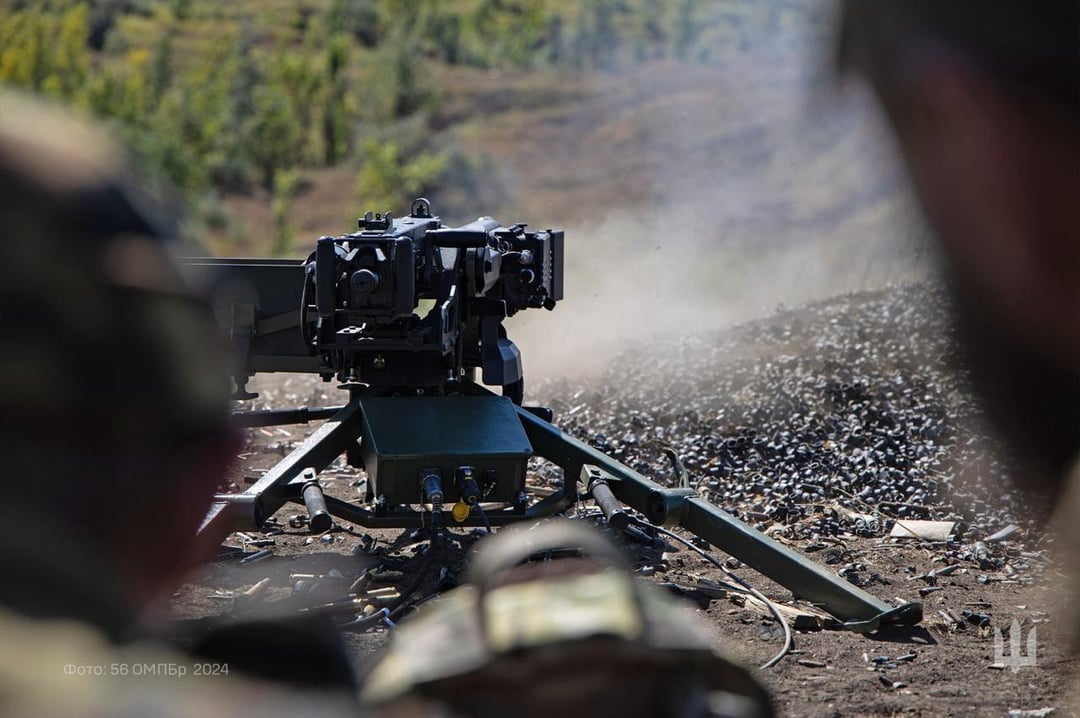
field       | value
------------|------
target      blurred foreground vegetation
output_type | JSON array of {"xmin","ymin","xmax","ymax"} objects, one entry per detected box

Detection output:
[{"xmin": 1, "ymin": 0, "xmax": 822, "ymax": 252}]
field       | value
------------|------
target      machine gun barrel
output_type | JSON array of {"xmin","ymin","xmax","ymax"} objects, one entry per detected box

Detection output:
[{"xmin": 427, "ymin": 217, "xmax": 501, "ymax": 248}]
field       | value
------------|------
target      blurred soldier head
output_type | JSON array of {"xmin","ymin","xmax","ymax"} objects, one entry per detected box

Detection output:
[
  {"xmin": 363, "ymin": 520, "xmax": 772, "ymax": 718},
  {"xmin": 836, "ymin": 2, "xmax": 1079, "ymax": 499},
  {"xmin": 0, "ymin": 91, "xmax": 237, "ymax": 625}
]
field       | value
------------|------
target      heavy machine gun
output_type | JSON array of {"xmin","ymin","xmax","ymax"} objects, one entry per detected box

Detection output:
[{"xmin": 185, "ymin": 199, "xmax": 920, "ymax": 632}]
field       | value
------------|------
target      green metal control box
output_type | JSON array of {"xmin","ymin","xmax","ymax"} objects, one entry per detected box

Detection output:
[{"xmin": 358, "ymin": 395, "xmax": 533, "ymax": 505}]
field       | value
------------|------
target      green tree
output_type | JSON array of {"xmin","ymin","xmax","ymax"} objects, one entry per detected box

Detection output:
[
  {"xmin": 545, "ymin": 15, "xmax": 564, "ymax": 66},
  {"xmin": 589, "ymin": 0, "xmax": 618, "ymax": 69},
  {"xmin": 328, "ymin": 0, "xmax": 379, "ymax": 46},
  {"xmin": 425, "ymin": 10, "xmax": 461, "ymax": 65},
  {"xmin": 636, "ymin": 0, "xmax": 667, "ymax": 61},
  {"xmin": 84, "ymin": 50, "xmax": 152, "ymax": 125},
  {"xmin": 372, "ymin": 32, "xmax": 433, "ymax": 120},
  {"xmin": 355, "ymin": 138, "xmax": 446, "ymax": 215},
  {"xmin": 322, "ymin": 33, "xmax": 353, "ymax": 164},
  {"xmin": 139, "ymin": 85, "xmax": 211, "ymax": 194},
  {"xmin": 0, "ymin": 6, "xmax": 90, "ymax": 96},
  {"xmin": 247, "ymin": 85, "xmax": 301, "ymax": 189},
  {"xmin": 53, "ymin": 4, "xmax": 91, "ymax": 96},
  {"xmin": 148, "ymin": 28, "xmax": 174, "ymax": 102},
  {"xmin": 674, "ymin": 0, "xmax": 701, "ymax": 61},
  {"xmin": 271, "ymin": 169, "xmax": 300, "ymax": 256}
]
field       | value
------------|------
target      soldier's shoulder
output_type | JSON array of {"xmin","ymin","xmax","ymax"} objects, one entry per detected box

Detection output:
[{"xmin": 362, "ymin": 521, "xmax": 773, "ymax": 717}]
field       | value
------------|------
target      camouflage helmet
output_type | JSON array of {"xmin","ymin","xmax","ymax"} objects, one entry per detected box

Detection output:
[
  {"xmin": 362, "ymin": 520, "xmax": 773, "ymax": 718},
  {"xmin": 0, "ymin": 90, "xmax": 230, "ymax": 460}
]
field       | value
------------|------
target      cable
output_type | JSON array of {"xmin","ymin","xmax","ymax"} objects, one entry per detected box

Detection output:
[
  {"xmin": 660, "ymin": 446, "xmax": 688, "ymax": 488},
  {"xmin": 630, "ymin": 517, "xmax": 794, "ymax": 669},
  {"xmin": 386, "ymin": 499, "xmax": 443, "ymax": 621},
  {"xmin": 299, "ymin": 272, "xmax": 315, "ymax": 348},
  {"xmin": 571, "ymin": 509, "xmax": 751, "ymax": 595},
  {"xmin": 339, "ymin": 607, "xmax": 394, "ymax": 633},
  {"xmin": 386, "ymin": 540, "xmax": 439, "ymax": 621},
  {"xmin": 476, "ymin": 504, "xmax": 492, "ymax": 534},
  {"xmin": 386, "ymin": 561, "xmax": 450, "ymax": 621},
  {"xmin": 386, "ymin": 587, "xmax": 443, "ymax": 621}
]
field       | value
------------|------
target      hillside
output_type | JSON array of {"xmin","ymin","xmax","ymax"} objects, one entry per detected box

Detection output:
[{"xmin": 1, "ymin": 0, "xmax": 933, "ymax": 372}]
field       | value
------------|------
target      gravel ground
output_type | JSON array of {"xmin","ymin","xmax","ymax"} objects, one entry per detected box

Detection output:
[{"xmin": 171, "ymin": 282, "xmax": 1077, "ymax": 717}]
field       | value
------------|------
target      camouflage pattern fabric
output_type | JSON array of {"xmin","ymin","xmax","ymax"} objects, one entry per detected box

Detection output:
[{"xmin": 363, "ymin": 520, "xmax": 773, "ymax": 718}]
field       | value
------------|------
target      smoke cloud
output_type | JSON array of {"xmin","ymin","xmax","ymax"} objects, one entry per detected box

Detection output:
[{"xmin": 506, "ymin": 19, "xmax": 938, "ymax": 383}]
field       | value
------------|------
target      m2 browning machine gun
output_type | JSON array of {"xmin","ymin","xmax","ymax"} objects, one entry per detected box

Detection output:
[{"xmin": 186, "ymin": 198, "xmax": 921, "ymax": 632}]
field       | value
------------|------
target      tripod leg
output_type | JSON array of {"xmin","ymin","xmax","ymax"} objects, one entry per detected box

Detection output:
[
  {"xmin": 200, "ymin": 402, "xmax": 364, "ymax": 536},
  {"xmin": 514, "ymin": 403, "xmax": 921, "ymax": 630}
]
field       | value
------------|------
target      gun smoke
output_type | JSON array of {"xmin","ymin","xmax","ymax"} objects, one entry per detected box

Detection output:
[{"xmin": 508, "ymin": 27, "xmax": 937, "ymax": 383}]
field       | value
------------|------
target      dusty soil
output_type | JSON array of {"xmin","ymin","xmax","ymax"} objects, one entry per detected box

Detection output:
[{"xmin": 171, "ymin": 285, "xmax": 1078, "ymax": 718}]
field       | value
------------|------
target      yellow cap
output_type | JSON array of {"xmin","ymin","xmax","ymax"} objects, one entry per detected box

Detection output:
[{"xmin": 451, "ymin": 502, "xmax": 471, "ymax": 523}]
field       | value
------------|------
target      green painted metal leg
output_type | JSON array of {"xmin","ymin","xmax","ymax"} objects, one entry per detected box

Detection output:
[
  {"xmin": 514, "ymin": 403, "xmax": 922, "ymax": 631},
  {"xmin": 202, "ymin": 401, "xmax": 364, "ymax": 535}
]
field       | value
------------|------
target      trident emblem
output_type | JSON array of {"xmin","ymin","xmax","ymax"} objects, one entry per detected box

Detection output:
[{"xmin": 993, "ymin": 619, "xmax": 1037, "ymax": 672}]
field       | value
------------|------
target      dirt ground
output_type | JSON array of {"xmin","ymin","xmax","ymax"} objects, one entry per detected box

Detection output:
[
  {"xmin": 171, "ymin": 404, "xmax": 1077, "ymax": 718},
  {"xmin": 170, "ymin": 296, "xmax": 1078, "ymax": 718}
]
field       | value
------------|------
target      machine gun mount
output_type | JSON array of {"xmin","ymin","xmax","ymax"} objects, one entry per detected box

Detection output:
[{"xmin": 186, "ymin": 200, "xmax": 921, "ymax": 634}]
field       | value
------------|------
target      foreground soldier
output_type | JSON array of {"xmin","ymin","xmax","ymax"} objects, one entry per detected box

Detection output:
[
  {"xmin": 836, "ymin": 0, "xmax": 1078, "ymax": 636},
  {"xmin": 363, "ymin": 521, "xmax": 773, "ymax": 718},
  {"xmin": 0, "ymin": 91, "xmax": 358, "ymax": 717}
]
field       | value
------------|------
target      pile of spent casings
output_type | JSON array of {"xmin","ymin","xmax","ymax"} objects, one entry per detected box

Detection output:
[{"xmin": 539, "ymin": 284, "xmax": 1037, "ymax": 547}]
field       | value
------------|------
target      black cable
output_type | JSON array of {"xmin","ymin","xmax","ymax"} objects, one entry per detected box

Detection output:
[
  {"xmin": 386, "ymin": 540, "xmax": 438, "ymax": 622},
  {"xmin": 383, "ymin": 503, "xmax": 489, "ymax": 620},
  {"xmin": 387, "ymin": 495, "xmax": 444, "ymax": 622},
  {"xmin": 299, "ymin": 273, "xmax": 314, "ymax": 348},
  {"xmin": 339, "ymin": 608, "xmax": 395, "ymax": 633},
  {"xmin": 385, "ymin": 586, "xmax": 443, "ymax": 622},
  {"xmin": 476, "ymin": 504, "xmax": 492, "ymax": 534},
  {"xmin": 629, "ymin": 517, "xmax": 794, "ymax": 669},
  {"xmin": 660, "ymin": 446, "xmax": 688, "ymax": 488}
]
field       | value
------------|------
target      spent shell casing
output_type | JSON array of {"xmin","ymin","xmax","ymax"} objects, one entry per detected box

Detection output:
[
  {"xmin": 239, "ymin": 549, "xmax": 272, "ymax": 565},
  {"xmin": 234, "ymin": 578, "xmax": 272, "ymax": 607},
  {"xmin": 366, "ymin": 593, "xmax": 401, "ymax": 608}
]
